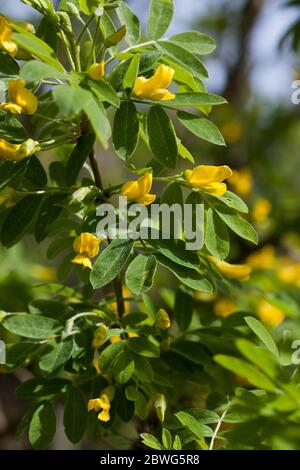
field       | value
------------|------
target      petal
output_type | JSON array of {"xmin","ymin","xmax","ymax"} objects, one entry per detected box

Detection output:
[
  {"xmin": 136, "ymin": 193, "xmax": 156, "ymax": 205},
  {"xmin": 134, "ymin": 65, "xmax": 174, "ymax": 98},
  {"xmin": 98, "ymin": 410, "xmax": 110, "ymax": 422},
  {"xmin": 121, "ymin": 180, "xmax": 142, "ymax": 200},
  {"xmin": 137, "ymin": 172, "xmax": 153, "ymax": 195},
  {"xmin": 202, "ymin": 182, "xmax": 227, "ymax": 196},
  {"xmin": 0, "ymin": 102, "xmax": 23, "ymax": 114},
  {"xmin": 188, "ymin": 165, "xmax": 233, "ymax": 186}
]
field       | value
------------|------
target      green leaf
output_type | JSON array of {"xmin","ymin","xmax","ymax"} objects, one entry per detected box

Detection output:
[
  {"xmin": 147, "ymin": 106, "xmax": 178, "ymax": 168},
  {"xmin": 16, "ymin": 378, "xmax": 70, "ymax": 399},
  {"xmin": 13, "ymin": 28, "xmax": 64, "ymax": 72},
  {"xmin": 148, "ymin": 0, "xmax": 174, "ymax": 40},
  {"xmin": 99, "ymin": 341, "xmax": 125, "ymax": 371},
  {"xmin": 156, "ymin": 253, "xmax": 213, "ymax": 292},
  {"xmin": 36, "ymin": 15, "xmax": 58, "ymax": 52},
  {"xmin": 87, "ymin": 78, "xmax": 120, "ymax": 108},
  {"xmin": 133, "ymin": 354, "xmax": 154, "ymax": 382},
  {"xmin": 175, "ymin": 411, "xmax": 204, "ymax": 440},
  {"xmin": 127, "ymin": 337, "xmax": 160, "ymax": 358},
  {"xmin": 216, "ymin": 190, "xmax": 249, "ymax": 214},
  {"xmin": 162, "ymin": 428, "xmax": 173, "ymax": 449},
  {"xmin": 125, "ymin": 385, "xmax": 139, "ymax": 401},
  {"xmin": 245, "ymin": 316, "xmax": 279, "ymax": 359},
  {"xmin": 6, "ymin": 342, "xmax": 40, "ymax": 369},
  {"xmin": 214, "ymin": 354, "xmax": 277, "ymax": 392},
  {"xmin": 141, "ymin": 433, "xmax": 163, "ymax": 450},
  {"xmin": 157, "ymin": 40, "xmax": 208, "ymax": 79},
  {"xmin": 177, "ymin": 111, "xmax": 225, "ymax": 146},
  {"xmin": 174, "ymin": 287, "xmax": 194, "ymax": 332},
  {"xmin": 79, "ymin": 0, "xmax": 101, "ymax": 14},
  {"xmin": 91, "ymin": 239, "xmax": 134, "ymax": 289},
  {"xmin": 63, "ymin": 387, "xmax": 87, "ymax": 444},
  {"xmin": 170, "ymin": 31, "xmax": 216, "ymax": 55},
  {"xmin": 39, "ymin": 338, "xmax": 73, "ymax": 376},
  {"xmin": 20, "ymin": 60, "xmax": 66, "ymax": 81},
  {"xmin": 83, "ymin": 97, "xmax": 111, "ymax": 148},
  {"xmin": 123, "ymin": 53, "xmax": 140, "ymax": 90},
  {"xmin": 113, "ymin": 101, "xmax": 139, "ymax": 160},
  {"xmin": 104, "ymin": 24, "xmax": 126, "ymax": 48},
  {"xmin": 35, "ymin": 193, "xmax": 65, "ymax": 242},
  {"xmin": 172, "ymin": 341, "xmax": 211, "ymax": 365},
  {"xmin": 1, "ymin": 195, "xmax": 42, "ymax": 247},
  {"xmin": 29, "ymin": 402, "xmax": 56, "ymax": 449},
  {"xmin": 3, "ymin": 314, "xmax": 62, "ymax": 339},
  {"xmin": 205, "ymin": 208, "xmax": 230, "ymax": 260},
  {"xmin": 125, "ymin": 254, "xmax": 157, "ymax": 295},
  {"xmin": 25, "ymin": 154, "xmax": 48, "ymax": 188},
  {"xmin": 148, "ymin": 238, "xmax": 199, "ymax": 270},
  {"xmin": 214, "ymin": 206, "xmax": 258, "ymax": 244},
  {"xmin": 0, "ymin": 51, "xmax": 19, "ymax": 75},
  {"xmin": 52, "ymin": 85, "xmax": 91, "ymax": 117},
  {"xmin": 0, "ymin": 159, "xmax": 28, "ymax": 191},
  {"xmin": 117, "ymin": 2, "xmax": 141, "ymax": 46},
  {"xmin": 66, "ymin": 133, "xmax": 95, "ymax": 185},
  {"xmin": 166, "ymin": 92, "xmax": 226, "ymax": 107},
  {"xmin": 113, "ymin": 350, "xmax": 135, "ymax": 383},
  {"xmin": 173, "ymin": 435, "xmax": 182, "ymax": 450}
]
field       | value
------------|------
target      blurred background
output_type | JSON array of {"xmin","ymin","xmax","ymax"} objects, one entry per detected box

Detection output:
[{"xmin": 1, "ymin": 0, "xmax": 300, "ymax": 449}]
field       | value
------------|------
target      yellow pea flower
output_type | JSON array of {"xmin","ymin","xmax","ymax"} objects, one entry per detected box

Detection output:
[
  {"xmin": 72, "ymin": 232, "xmax": 100, "ymax": 269},
  {"xmin": 88, "ymin": 60, "xmax": 105, "ymax": 80},
  {"xmin": 0, "ymin": 16, "xmax": 17, "ymax": 56},
  {"xmin": 154, "ymin": 394, "xmax": 167, "ymax": 422},
  {"xmin": 110, "ymin": 332, "xmax": 138, "ymax": 344},
  {"xmin": 276, "ymin": 258, "xmax": 300, "ymax": 286},
  {"xmin": 92, "ymin": 324, "xmax": 108, "ymax": 349},
  {"xmin": 156, "ymin": 309, "xmax": 171, "ymax": 329},
  {"xmin": 257, "ymin": 300, "xmax": 285, "ymax": 327},
  {"xmin": 211, "ymin": 257, "xmax": 252, "ymax": 281},
  {"xmin": 0, "ymin": 80, "xmax": 38, "ymax": 115},
  {"xmin": 121, "ymin": 172, "xmax": 156, "ymax": 205},
  {"xmin": 246, "ymin": 245, "xmax": 275, "ymax": 270},
  {"xmin": 228, "ymin": 168, "xmax": 253, "ymax": 197},
  {"xmin": 185, "ymin": 165, "xmax": 233, "ymax": 197},
  {"xmin": 0, "ymin": 138, "xmax": 38, "ymax": 161},
  {"xmin": 88, "ymin": 386, "xmax": 115, "ymax": 422},
  {"xmin": 252, "ymin": 198, "xmax": 272, "ymax": 223},
  {"xmin": 214, "ymin": 298, "xmax": 238, "ymax": 318},
  {"xmin": 133, "ymin": 64, "xmax": 175, "ymax": 101}
]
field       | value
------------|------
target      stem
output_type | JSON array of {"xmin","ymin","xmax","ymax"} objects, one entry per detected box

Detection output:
[
  {"xmin": 76, "ymin": 15, "xmax": 95, "ymax": 46},
  {"xmin": 209, "ymin": 410, "xmax": 227, "ymax": 450},
  {"xmin": 114, "ymin": 274, "xmax": 125, "ymax": 321},
  {"xmin": 60, "ymin": 30, "xmax": 76, "ymax": 71},
  {"xmin": 89, "ymin": 148, "xmax": 103, "ymax": 191},
  {"xmin": 105, "ymin": 40, "xmax": 156, "ymax": 65}
]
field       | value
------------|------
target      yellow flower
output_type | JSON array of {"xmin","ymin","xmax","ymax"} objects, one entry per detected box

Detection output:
[
  {"xmin": 0, "ymin": 80, "xmax": 38, "ymax": 115},
  {"xmin": 228, "ymin": 168, "xmax": 253, "ymax": 197},
  {"xmin": 257, "ymin": 300, "xmax": 285, "ymax": 327},
  {"xmin": 185, "ymin": 165, "xmax": 233, "ymax": 197},
  {"xmin": 154, "ymin": 394, "xmax": 167, "ymax": 422},
  {"xmin": 212, "ymin": 258, "xmax": 252, "ymax": 281},
  {"xmin": 88, "ymin": 60, "xmax": 105, "ymax": 80},
  {"xmin": 156, "ymin": 309, "xmax": 171, "ymax": 329},
  {"xmin": 72, "ymin": 232, "xmax": 100, "ymax": 269},
  {"xmin": 0, "ymin": 138, "xmax": 38, "ymax": 161},
  {"xmin": 121, "ymin": 172, "xmax": 156, "ymax": 205},
  {"xmin": 110, "ymin": 332, "xmax": 138, "ymax": 344},
  {"xmin": 214, "ymin": 298, "xmax": 238, "ymax": 318},
  {"xmin": 252, "ymin": 198, "xmax": 272, "ymax": 223},
  {"xmin": 0, "ymin": 16, "xmax": 17, "ymax": 56},
  {"xmin": 220, "ymin": 119, "xmax": 243, "ymax": 144},
  {"xmin": 276, "ymin": 258, "xmax": 300, "ymax": 286},
  {"xmin": 247, "ymin": 245, "xmax": 275, "ymax": 270},
  {"xmin": 30, "ymin": 264, "xmax": 56, "ymax": 282},
  {"xmin": 88, "ymin": 386, "xmax": 115, "ymax": 422},
  {"xmin": 92, "ymin": 324, "xmax": 108, "ymax": 349},
  {"xmin": 133, "ymin": 64, "xmax": 175, "ymax": 101}
]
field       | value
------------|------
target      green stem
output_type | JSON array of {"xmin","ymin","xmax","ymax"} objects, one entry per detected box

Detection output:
[
  {"xmin": 60, "ymin": 30, "xmax": 76, "ymax": 71},
  {"xmin": 76, "ymin": 15, "xmax": 95, "ymax": 46}
]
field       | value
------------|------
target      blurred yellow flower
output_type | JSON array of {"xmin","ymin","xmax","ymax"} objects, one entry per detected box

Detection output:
[
  {"xmin": 31, "ymin": 264, "xmax": 56, "ymax": 282},
  {"xmin": 221, "ymin": 119, "xmax": 243, "ymax": 144},
  {"xmin": 214, "ymin": 298, "xmax": 238, "ymax": 317},
  {"xmin": 72, "ymin": 232, "xmax": 100, "ymax": 269},
  {"xmin": 156, "ymin": 309, "xmax": 171, "ymax": 329},
  {"xmin": 110, "ymin": 332, "xmax": 138, "ymax": 344},
  {"xmin": 88, "ymin": 60, "xmax": 105, "ymax": 80},
  {"xmin": 0, "ymin": 138, "xmax": 38, "ymax": 161},
  {"xmin": 134, "ymin": 64, "xmax": 175, "ymax": 101},
  {"xmin": 228, "ymin": 168, "xmax": 253, "ymax": 197},
  {"xmin": 121, "ymin": 172, "xmax": 156, "ymax": 205},
  {"xmin": 185, "ymin": 165, "xmax": 233, "ymax": 197},
  {"xmin": 88, "ymin": 386, "xmax": 115, "ymax": 422},
  {"xmin": 252, "ymin": 198, "xmax": 272, "ymax": 223},
  {"xmin": 212, "ymin": 258, "xmax": 252, "ymax": 281},
  {"xmin": 92, "ymin": 324, "xmax": 108, "ymax": 349},
  {"xmin": 277, "ymin": 258, "xmax": 300, "ymax": 286},
  {"xmin": 247, "ymin": 245, "xmax": 275, "ymax": 270},
  {"xmin": 0, "ymin": 187, "xmax": 16, "ymax": 208},
  {"xmin": 0, "ymin": 16, "xmax": 17, "ymax": 56},
  {"xmin": 257, "ymin": 300, "xmax": 285, "ymax": 327},
  {"xmin": 0, "ymin": 79, "xmax": 38, "ymax": 115}
]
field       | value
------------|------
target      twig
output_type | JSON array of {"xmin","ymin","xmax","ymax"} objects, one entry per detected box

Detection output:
[{"xmin": 209, "ymin": 410, "xmax": 227, "ymax": 450}]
